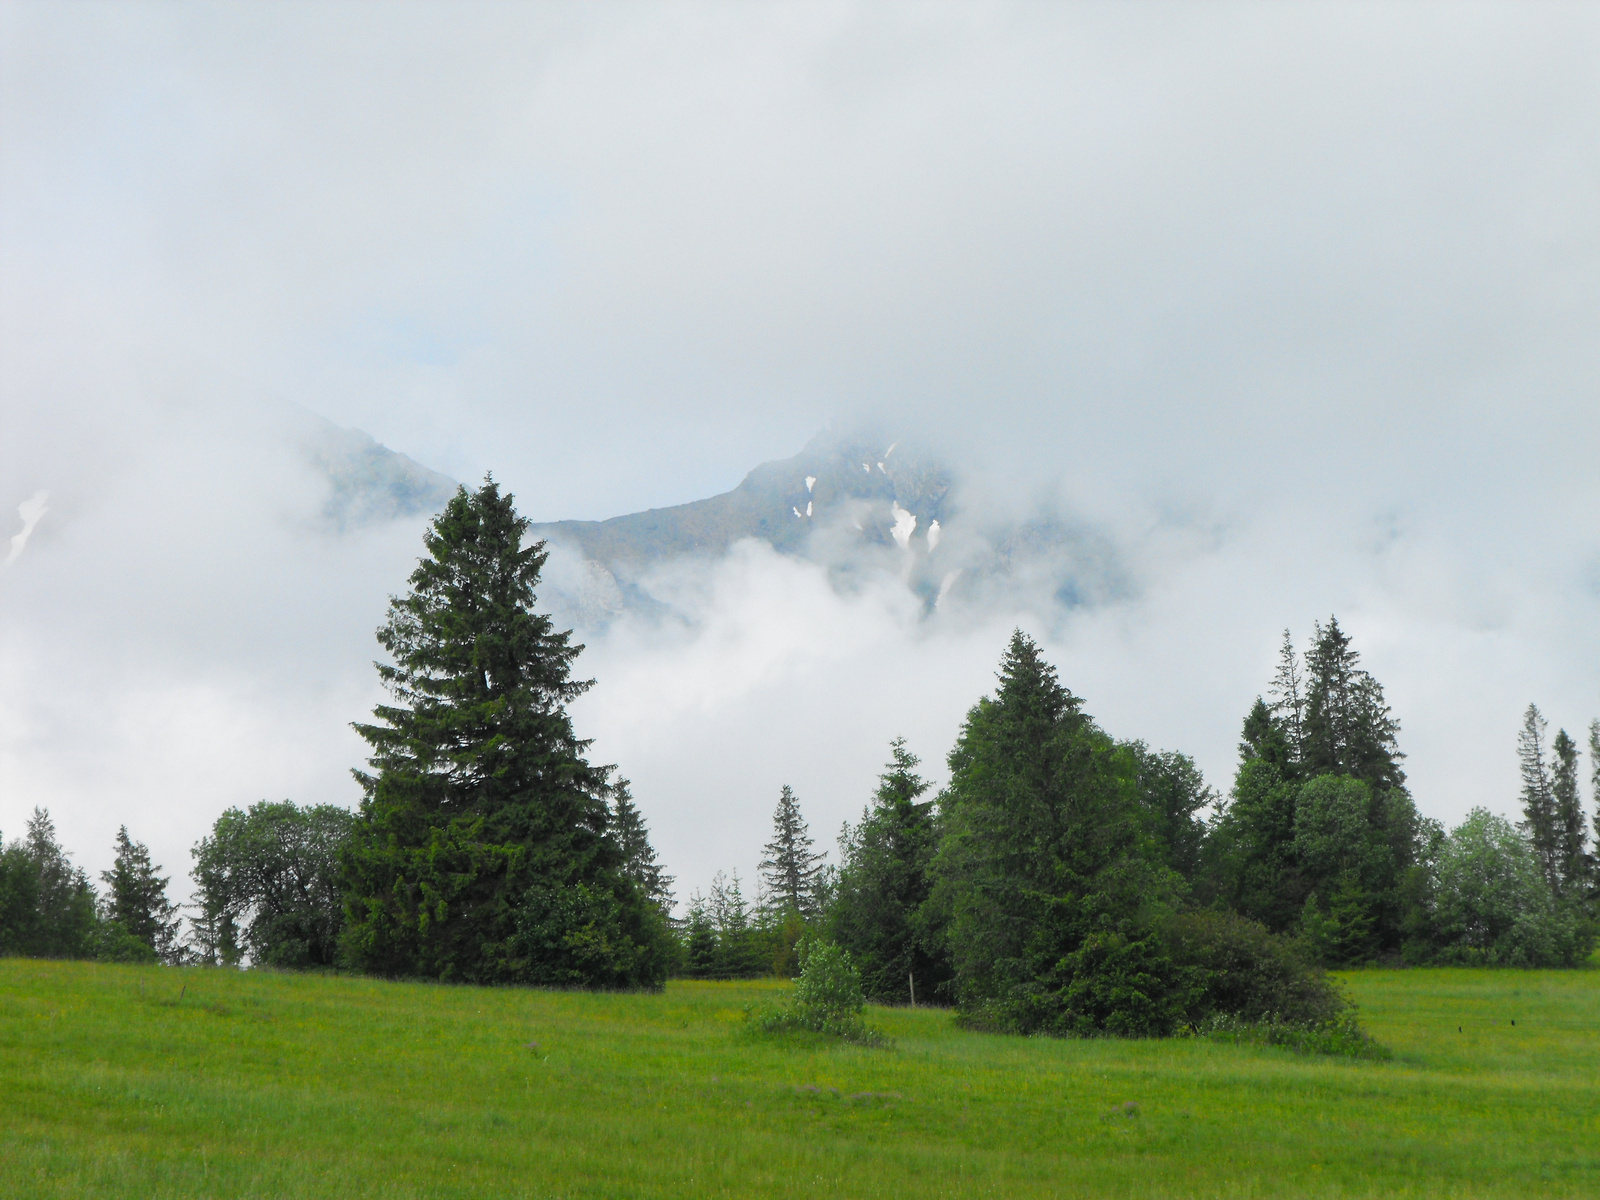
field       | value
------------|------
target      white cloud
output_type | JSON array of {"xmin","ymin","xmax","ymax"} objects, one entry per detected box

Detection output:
[
  {"xmin": 2, "ymin": 491, "xmax": 48, "ymax": 566},
  {"xmin": 1, "ymin": 2, "xmax": 1597, "ymax": 902}
]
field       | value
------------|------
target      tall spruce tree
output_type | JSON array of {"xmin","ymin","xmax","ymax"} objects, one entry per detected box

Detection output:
[
  {"xmin": 682, "ymin": 891, "xmax": 719, "ymax": 978},
  {"xmin": 1207, "ymin": 623, "xmax": 1422, "ymax": 959},
  {"xmin": 759, "ymin": 785, "xmax": 827, "ymax": 919},
  {"xmin": 707, "ymin": 870, "xmax": 765, "ymax": 978},
  {"xmin": 22, "ymin": 809, "xmax": 98, "ymax": 959},
  {"xmin": 828, "ymin": 738, "xmax": 950, "ymax": 1003},
  {"xmin": 1268, "ymin": 629, "xmax": 1307, "ymax": 761},
  {"xmin": 1550, "ymin": 729, "xmax": 1589, "ymax": 900},
  {"xmin": 1591, "ymin": 720, "xmax": 1600, "ymax": 859},
  {"xmin": 1517, "ymin": 704, "xmax": 1560, "ymax": 890},
  {"xmin": 100, "ymin": 827, "xmax": 182, "ymax": 964},
  {"xmin": 610, "ymin": 779, "xmax": 674, "ymax": 917},
  {"xmin": 341, "ymin": 478, "xmax": 669, "ymax": 987},
  {"xmin": 1302, "ymin": 618, "xmax": 1405, "ymax": 790},
  {"xmin": 929, "ymin": 631, "xmax": 1182, "ymax": 1036},
  {"xmin": 1200, "ymin": 700, "xmax": 1306, "ymax": 931}
]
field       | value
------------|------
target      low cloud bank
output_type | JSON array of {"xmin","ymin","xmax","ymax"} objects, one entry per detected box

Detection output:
[{"xmin": 2, "ymin": 3, "xmax": 1597, "ymax": 905}]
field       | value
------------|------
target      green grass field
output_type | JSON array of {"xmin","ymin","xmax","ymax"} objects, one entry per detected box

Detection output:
[{"xmin": 2, "ymin": 960, "xmax": 1597, "ymax": 1198}]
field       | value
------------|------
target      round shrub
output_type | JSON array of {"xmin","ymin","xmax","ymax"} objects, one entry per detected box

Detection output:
[
  {"xmin": 751, "ymin": 939, "xmax": 883, "ymax": 1044},
  {"xmin": 1165, "ymin": 909, "xmax": 1344, "ymax": 1027}
]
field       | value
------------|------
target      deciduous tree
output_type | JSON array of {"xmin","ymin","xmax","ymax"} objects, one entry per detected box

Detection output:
[{"xmin": 192, "ymin": 801, "xmax": 354, "ymax": 968}]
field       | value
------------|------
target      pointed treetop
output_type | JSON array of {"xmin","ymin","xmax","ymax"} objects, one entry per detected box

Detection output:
[
  {"xmin": 1239, "ymin": 696, "xmax": 1294, "ymax": 773},
  {"xmin": 995, "ymin": 629, "xmax": 1082, "ymax": 727},
  {"xmin": 611, "ymin": 778, "xmax": 674, "ymax": 915},
  {"xmin": 874, "ymin": 737, "xmax": 930, "ymax": 814},
  {"xmin": 1268, "ymin": 628, "xmax": 1306, "ymax": 759},
  {"xmin": 759, "ymin": 784, "xmax": 828, "ymax": 918}
]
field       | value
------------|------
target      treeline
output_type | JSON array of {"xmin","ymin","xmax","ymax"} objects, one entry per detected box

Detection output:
[
  {"xmin": 673, "ymin": 632, "xmax": 1344, "ymax": 1035},
  {"xmin": 0, "ymin": 814, "xmax": 184, "ymax": 964},
  {"xmin": 4, "ymin": 481, "xmax": 1596, "ymax": 1039},
  {"xmin": 692, "ymin": 623, "xmax": 1600, "ymax": 1027}
]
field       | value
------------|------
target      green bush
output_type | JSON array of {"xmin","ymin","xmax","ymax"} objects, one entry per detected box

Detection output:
[
  {"xmin": 1166, "ymin": 909, "xmax": 1345, "ymax": 1027},
  {"xmin": 509, "ymin": 881, "xmax": 671, "ymax": 990},
  {"xmin": 1001, "ymin": 929, "xmax": 1189, "ymax": 1038},
  {"xmin": 748, "ymin": 939, "xmax": 884, "ymax": 1045},
  {"xmin": 96, "ymin": 921, "xmax": 159, "ymax": 965}
]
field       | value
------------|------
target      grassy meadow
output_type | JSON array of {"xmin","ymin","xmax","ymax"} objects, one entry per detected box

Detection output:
[{"xmin": 2, "ymin": 959, "xmax": 1598, "ymax": 1199}]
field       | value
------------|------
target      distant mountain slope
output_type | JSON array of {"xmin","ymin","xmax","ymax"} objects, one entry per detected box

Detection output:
[
  {"xmin": 530, "ymin": 428, "xmax": 1125, "ymax": 630},
  {"xmin": 529, "ymin": 430, "xmax": 951, "ymax": 564},
  {"xmin": 297, "ymin": 414, "xmax": 459, "ymax": 529},
  {"xmin": 286, "ymin": 416, "xmax": 1124, "ymax": 627}
]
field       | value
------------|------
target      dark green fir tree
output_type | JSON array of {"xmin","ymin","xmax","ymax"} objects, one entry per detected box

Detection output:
[
  {"xmin": 0, "ymin": 809, "xmax": 98, "ymax": 959},
  {"xmin": 1518, "ymin": 704, "xmax": 1560, "ymax": 890},
  {"xmin": 758, "ymin": 785, "xmax": 827, "ymax": 920},
  {"xmin": 929, "ymin": 630, "xmax": 1182, "ymax": 1036},
  {"xmin": 1302, "ymin": 617, "xmax": 1405, "ymax": 791},
  {"xmin": 682, "ymin": 892, "xmax": 719, "ymax": 979},
  {"xmin": 610, "ymin": 778, "xmax": 675, "ymax": 917},
  {"xmin": 1591, "ymin": 720, "xmax": 1600, "ymax": 864},
  {"xmin": 1200, "ymin": 700, "xmax": 1307, "ymax": 931},
  {"xmin": 1214, "ymin": 622, "xmax": 1422, "ymax": 959},
  {"xmin": 100, "ymin": 826, "xmax": 182, "ymax": 964},
  {"xmin": 340, "ymin": 477, "xmax": 669, "ymax": 988},
  {"xmin": 828, "ymin": 738, "xmax": 950, "ymax": 1003},
  {"xmin": 1550, "ymin": 728, "xmax": 1590, "ymax": 901}
]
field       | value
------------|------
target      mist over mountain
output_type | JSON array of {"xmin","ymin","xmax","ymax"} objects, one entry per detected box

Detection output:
[
  {"xmin": 529, "ymin": 428, "xmax": 1125, "ymax": 633},
  {"xmin": 296, "ymin": 413, "xmax": 458, "ymax": 531},
  {"xmin": 6, "ymin": 2, "xmax": 1596, "ymax": 914},
  {"xmin": 308, "ymin": 416, "xmax": 1125, "ymax": 634}
]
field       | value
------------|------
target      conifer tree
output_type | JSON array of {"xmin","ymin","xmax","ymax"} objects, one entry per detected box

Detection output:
[
  {"xmin": 930, "ymin": 631, "xmax": 1181, "ymax": 1035},
  {"xmin": 0, "ymin": 836, "xmax": 38, "ymax": 956},
  {"xmin": 1268, "ymin": 629, "xmax": 1307, "ymax": 762},
  {"xmin": 707, "ymin": 870, "xmax": 765, "ymax": 977},
  {"xmin": 22, "ymin": 809, "xmax": 98, "ymax": 959},
  {"xmin": 1201, "ymin": 702, "xmax": 1305, "ymax": 931},
  {"xmin": 1518, "ymin": 704, "xmax": 1560, "ymax": 890},
  {"xmin": 1590, "ymin": 720, "xmax": 1600, "ymax": 857},
  {"xmin": 682, "ymin": 892, "xmax": 718, "ymax": 978},
  {"xmin": 610, "ymin": 778, "xmax": 674, "ymax": 917},
  {"xmin": 341, "ymin": 478, "xmax": 668, "ymax": 987},
  {"xmin": 100, "ymin": 827, "xmax": 182, "ymax": 964},
  {"xmin": 1302, "ymin": 618, "xmax": 1404, "ymax": 790},
  {"xmin": 1550, "ymin": 728, "xmax": 1589, "ymax": 900},
  {"xmin": 1237, "ymin": 696, "xmax": 1296, "ymax": 776},
  {"xmin": 829, "ymin": 738, "xmax": 949, "ymax": 1003},
  {"xmin": 1209, "ymin": 622, "xmax": 1422, "ymax": 957},
  {"xmin": 759, "ymin": 785, "xmax": 827, "ymax": 918}
]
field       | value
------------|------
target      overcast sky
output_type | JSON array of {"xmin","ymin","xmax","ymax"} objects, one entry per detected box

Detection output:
[{"xmin": 2, "ymin": 1, "xmax": 1597, "ymax": 906}]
